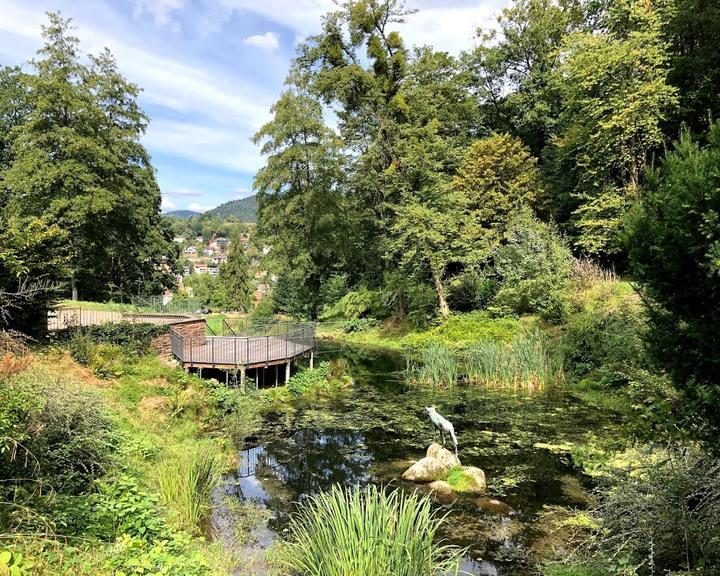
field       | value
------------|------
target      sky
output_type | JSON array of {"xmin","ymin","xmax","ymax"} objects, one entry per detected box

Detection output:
[{"xmin": 0, "ymin": 0, "xmax": 506, "ymax": 213}]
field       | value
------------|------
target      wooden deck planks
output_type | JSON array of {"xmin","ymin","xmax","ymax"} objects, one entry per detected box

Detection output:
[{"xmin": 179, "ymin": 335, "xmax": 312, "ymax": 369}]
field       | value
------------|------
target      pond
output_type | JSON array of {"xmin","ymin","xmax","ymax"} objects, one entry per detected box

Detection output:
[{"xmin": 212, "ymin": 341, "xmax": 620, "ymax": 575}]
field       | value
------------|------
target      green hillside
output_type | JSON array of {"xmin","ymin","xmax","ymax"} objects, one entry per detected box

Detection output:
[
  {"xmin": 162, "ymin": 209, "xmax": 203, "ymax": 219},
  {"xmin": 206, "ymin": 194, "xmax": 257, "ymax": 222}
]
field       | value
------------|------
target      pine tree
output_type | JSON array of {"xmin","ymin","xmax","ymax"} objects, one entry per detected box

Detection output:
[{"xmin": 219, "ymin": 232, "xmax": 252, "ymax": 312}]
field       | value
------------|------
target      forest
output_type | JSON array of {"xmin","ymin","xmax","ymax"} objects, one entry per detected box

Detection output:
[{"xmin": 1, "ymin": 0, "xmax": 720, "ymax": 575}]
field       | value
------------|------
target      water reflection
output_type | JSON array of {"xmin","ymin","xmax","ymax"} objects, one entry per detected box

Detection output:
[{"xmin": 214, "ymin": 341, "xmax": 620, "ymax": 575}]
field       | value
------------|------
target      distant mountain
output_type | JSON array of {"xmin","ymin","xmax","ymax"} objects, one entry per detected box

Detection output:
[
  {"xmin": 205, "ymin": 194, "xmax": 257, "ymax": 222},
  {"xmin": 162, "ymin": 209, "xmax": 203, "ymax": 219}
]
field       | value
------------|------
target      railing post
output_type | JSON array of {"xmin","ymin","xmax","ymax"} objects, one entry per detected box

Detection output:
[{"xmin": 212, "ymin": 338, "xmax": 215, "ymax": 367}]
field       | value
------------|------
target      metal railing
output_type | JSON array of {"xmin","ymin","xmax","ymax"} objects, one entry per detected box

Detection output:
[{"xmin": 169, "ymin": 321, "xmax": 315, "ymax": 368}]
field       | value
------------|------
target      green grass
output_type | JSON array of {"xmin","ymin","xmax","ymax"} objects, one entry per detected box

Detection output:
[
  {"xmin": 156, "ymin": 447, "xmax": 220, "ymax": 534},
  {"xmin": 464, "ymin": 330, "xmax": 562, "ymax": 391},
  {"xmin": 406, "ymin": 343, "xmax": 458, "ymax": 387},
  {"xmin": 58, "ymin": 299, "xmax": 151, "ymax": 312},
  {"xmin": 282, "ymin": 484, "xmax": 463, "ymax": 576},
  {"xmin": 446, "ymin": 466, "xmax": 476, "ymax": 493}
]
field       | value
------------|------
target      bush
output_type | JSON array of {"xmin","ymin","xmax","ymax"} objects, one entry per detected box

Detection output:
[
  {"xmin": 493, "ymin": 275, "xmax": 570, "ymax": 323},
  {"xmin": 402, "ymin": 311, "xmax": 519, "ymax": 351},
  {"xmin": 65, "ymin": 322, "xmax": 170, "ymax": 356},
  {"xmin": 321, "ymin": 287, "xmax": 383, "ymax": 320},
  {"xmin": 447, "ymin": 269, "xmax": 497, "ymax": 312},
  {"xmin": 563, "ymin": 304, "xmax": 647, "ymax": 385},
  {"xmin": 592, "ymin": 448, "xmax": 720, "ymax": 575},
  {"xmin": 1, "ymin": 367, "xmax": 117, "ymax": 497},
  {"xmin": 341, "ymin": 317, "xmax": 377, "ymax": 333},
  {"xmin": 281, "ymin": 485, "xmax": 463, "ymax": 576}
]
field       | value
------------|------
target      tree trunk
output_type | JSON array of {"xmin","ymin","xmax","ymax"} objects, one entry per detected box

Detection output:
[
  {"xmin": 71, "ymin": 273, "xmax": 78, "ymax": 301},
  {"xmin": 432, "ymin": 271, "xmax": 450, "ymax": 318}
]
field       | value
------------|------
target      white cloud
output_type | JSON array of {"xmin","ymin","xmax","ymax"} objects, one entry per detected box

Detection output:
[
  {"xmin": 234, "ymin": 187, "xmax": 250, "ymax": 197},
  {"xmin": 132, "ymin": 0, "xmax": 186, "ymax": 27},
  {"xmin": 243, "ymin": 32, "xmax": 280, "ymax": 50},
  {"xmin": 161, "ymin": 196, "xmax": 176, "ymax": 210},
  {"xmin": 188, "ymin": 202, "xmax": 213, "ymax": 213},
  {"xmin": 166, "ymin": 187, "xmax": 203, "ymax": 197}
]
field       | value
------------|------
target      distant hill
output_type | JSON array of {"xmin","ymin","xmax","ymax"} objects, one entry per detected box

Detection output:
[
  {"xmin": 162, "ymin": 209, "xmax": 203, "ymax": 219},
  {"xmin": 205, "ymin": 195, "xmax": 257, "ymax": 222}
]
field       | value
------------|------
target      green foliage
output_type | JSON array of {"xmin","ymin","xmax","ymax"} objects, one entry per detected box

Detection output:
[
  {"xmin": 342, "ymin": 317, "xmax": 378, "ymax": 334},
  {"xmin": 0, "ymin": 548, "xmax": 33, "ymax": 576},
  {"xmin": 1, "ymin": 367, "xmax": 116, "ymax": 497},
  {"xmin": 401, "ymin": 312, "xmax": 519, "ymax": 351},
  {"xmin": 447, "ymin": 269, "xmax": 497, "ymax": 313},
  {"xmin": 562, "ymin": 304, "xmax": 647, "ymax": 385},
  {"xmin": 553, "ymin": 0, "xmax": 678, "ymax": 256},
  {"xmin": 322, "ymin": 287, "xmax": 383, "ymax": 320},
  {"xmin": 103, "ymin": 533, "xmax": 211, "ymax": 576},
  {"xmin": 66, "ymin": 322, "xmax": 170, "ymax": 354},
  {"xmin": 625, "ymin": 124, "xmax": 720, "ymax": 440},
  {"xmin": 286, "ymin": 362, "xmax": 341, "ymax": 399},
  {"xmin": 406, "ymin": 343, "xmax": 458, "ymax": 388},
  {"xmin": 218, "ymin": 229, "xmax": 252, "ymax": 311},
  {"xmin": 281, "ymin": 484, "xmax": 463, "ymax": 576},
  {"xmin": 591, "ymin": 448, "xmax": 720, "ymax": 575},
  {"xmin": 0, "ymin": 14, "xmax": 178, "ymax": 304},
  {"xmin": 204, "ymin": 194, "xmax": 257, "ymax": 222},
  {"xmin": 493, "ymin": 276, "xmax": 570, "ymax": 324},
  {"xmin": 465, "ymin": 330, "xmax": 562, "ymax": 390},
  {"xmin": 156, "ymin": 449, "xmax": 219, "ymax": 534}
]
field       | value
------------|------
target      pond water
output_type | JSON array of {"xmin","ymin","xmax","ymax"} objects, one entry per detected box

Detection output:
[{"xmin": 212, "ymin": 341, "xmax": 620, "ymax": 575}]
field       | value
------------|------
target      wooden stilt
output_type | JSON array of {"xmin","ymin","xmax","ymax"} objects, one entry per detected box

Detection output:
[
  {"xmin": 275, "ymin": 364, "xmax": 278, "ymax": 387},
  {"xmin": 285, "ymin": 361, "xmax": 291, "ymax": 384},
  {"xmin": 310, "ymin": 351, "xmax": 314, "ymax": 369},
  {"xmin": 240, "ymin": 366, "xmax": 246, "ymax": 393}
]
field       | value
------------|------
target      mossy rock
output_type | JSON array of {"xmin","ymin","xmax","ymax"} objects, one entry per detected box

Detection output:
[{"xmin": 446, "ymin": 465, "xmax": 486, "ymax": 494}]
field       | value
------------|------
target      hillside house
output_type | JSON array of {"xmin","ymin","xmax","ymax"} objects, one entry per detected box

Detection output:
[{"xmin": 184, "ymin": 246, "xmax": 197, "ymax": 256}]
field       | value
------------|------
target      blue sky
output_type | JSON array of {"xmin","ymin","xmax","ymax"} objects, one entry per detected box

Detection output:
[{"xmin": 0, "ymin": 0, "xmax": 505, "ymax": 213}]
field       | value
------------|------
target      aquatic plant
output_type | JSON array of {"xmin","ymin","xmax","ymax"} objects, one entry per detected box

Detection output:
[
  {"xmin": 156, "ymin": 448, "xmax": 219, "ymax": 533},
  {"xmin": 282, "ymin": 484, "xmax": 463, "ymax": 576},
  {"xmin": 464, "ymin": 330, "xmax": 562, "ymax": 391},
  {"xmin": 406, "ymin": 342, "xmax": 458, "ymax": 387}
]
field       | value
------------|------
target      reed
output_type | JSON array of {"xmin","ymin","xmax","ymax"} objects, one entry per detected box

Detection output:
[
  {"xmin": 282, "ymin": 484, "xmax": 463, "ymax": 576},
  {"xmin": 464, "ymin": 330, "xmax": 562, "ymax": 391},
  {"xmin": 406, "ymin": 342, "xmax": 458, "ymax": 387},
  {"xmin": 156, "ymin": 448, "xmax": 219, "ymax": 533}
]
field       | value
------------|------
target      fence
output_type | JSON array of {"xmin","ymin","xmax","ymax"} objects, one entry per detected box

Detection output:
[
  {"xmin": 170, "ymin": 320, "xmax": 315, "ymax": 368},
  {"xmin": 131, "ymin": 296, "xmax": 202, "ymax": 315},
  {"xmin": 48, "ymin": 306, "xmax": 192, "ymax": 331}
]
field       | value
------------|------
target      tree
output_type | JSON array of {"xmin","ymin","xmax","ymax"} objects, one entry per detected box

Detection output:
[
  {"xmin": 553, "ymin": 0, "xmax": 678, "ymax": 257},
  {"xmin": 219, "ymin": 232, "xmax": 252, "ymax": 312},
  {"xmin": 625, "ymin": 124, "xmax": 720, "ymax": 440},
  {"xmin": 453, "ymin": 132, "xmax": 544, "ymax": 250},
  {"xmin": 1, "ymin": 14, "xmax": 177, "ymax": 302},
  {"xmin": 253, "ymin": 91, "xmax": 348, "ymax": 320}
]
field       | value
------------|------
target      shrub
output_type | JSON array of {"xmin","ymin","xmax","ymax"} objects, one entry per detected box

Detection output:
[
  {"xmin": 282, "ymin": 485, "xmax": 463, "ymax": 576},
  {"xmin": 64, "ymin": 322, "xmax": 170, "ymax": 355},
  {"xmin": 447, "ymin": 269, "xmax": 497, "ymax": 312},
  {"xmin": 402, "ymin": 311, "xmax": 519, "ymax": 351},
  {"xmin": 342, "ymin": 317, "xmax": 377, "ymax": 333},
  {"xmin": 592, "ymin": 448, "xmax": 720, "ymax": 575},
  {"xmin": 563, "ymin": 304, "xmax": 647, "ymax": 385},
  {"xmin": 2, "ymin": 367, "xmax": 117, "ymax": 497},
  {"xmin": 223, "ymin": 394, "xmax": 262, "ymax": 449},
  {"xmin": 493, "ymin": 275, "xmax": 570, "ymax": 323},
  {"xmin": 321, "ymin": 287, "xmax": 383, "ymax": 320},
  {"xmin": 156, "ymin": 449, "xmax": 219, "ymax": 534}
]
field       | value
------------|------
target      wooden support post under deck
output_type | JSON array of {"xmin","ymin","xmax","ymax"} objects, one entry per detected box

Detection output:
[
  {"xmin": 310, "ymin": 351, "xmax": 314, "ymax": 369},
  {"xmin": 240, "ymin": 366, "xmax": 246, "ymax": 393},
  {"xmin": 225, "ymin": 370, "xmax": 229, "ymax": 385},
  {"xmin": 275, "ymin": 364, "xmax": 278, "ymax": 387},
  {"xmin": 285, "ymin": 361, "xmax": 291, "ymax": 384}
]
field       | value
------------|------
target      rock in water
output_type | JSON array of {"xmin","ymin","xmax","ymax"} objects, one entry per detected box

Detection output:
[
  {"xmin": 460, "ymin": 466, "xmax": 487, "ymax": 494},
  {"xmin": 401, "ymin": 457, "xmax": 449, "ymax": 482},
  {"xmin": 426, "ymin": 442, "xmax": 460, "ymax": 468},
  {"xmin": 427, "ymin": 480, "xmax": 457, "ymax": 504},
  {"xmin": 476, "ymin": 497, "xmax": 514, "ymax": 516}
]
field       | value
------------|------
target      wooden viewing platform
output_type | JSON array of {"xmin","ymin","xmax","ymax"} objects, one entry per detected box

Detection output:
[{"xmin": 169, "ymin": 320, "xmax": 315, "ymax": 387}]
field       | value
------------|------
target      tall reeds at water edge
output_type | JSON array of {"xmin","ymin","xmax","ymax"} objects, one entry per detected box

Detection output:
[
  {"xmin": 406, "ymin": 342, "xmax": 458, "ymax": 387},
  {"xmin": 156, "ymin": 448, "xmax": 219, "ymax": 533},
  {"xmin": 407, "ymin": 330, "xmax": 563, "ymax": 391},
  {"xmin": 281, "ymin": 484, "xmax": 463, "ymax": 576}
]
